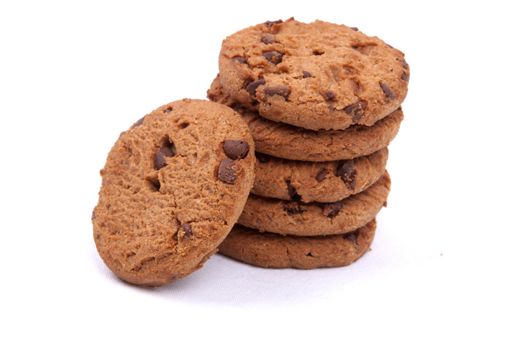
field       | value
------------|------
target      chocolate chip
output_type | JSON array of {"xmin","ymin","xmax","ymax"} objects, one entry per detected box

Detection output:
[
  {"xmin": 401, "ymin": 71, "xmax": 410, "ymax": 81},
  {"xmin": 383, "ymin": 201, "xmax": 388, "ymax": 208},
  {"xmin": 400, "ymin": 59, "xmax": 409, "ymax": 69},
  {"xmin": 283, "ymin": 201, "xmax": 305, "ymax": 215},
  {"xmin": 218, "ymin": 159, "xmax": 237, "ymax": 184},
  {"xmin": 302, "ymin": 71, "xmax": 312, "ymax": 78},
  {"xmin": 380, "ymin": 82, "xmax": 396, "ymax": 99},
  {"xmin": 336, "ymin": 160, "xmax": 357, "ymax": 190},
  {"xmin": 344, "ymin": 231, "xmax": 359, "ymax": 245},
  {"xmin": 350, "ymin": 27, "xmax": 359, "ymax": 31},
  {"xmin": 315, "ymin": 168, "xmax": 328, "ymax": 182},
  {"xmin": 163, "ymin": 106, "xmax": 173, "ymax": 113},
  {"xmin": 232, "ymin": 56, "xmax": 247, "ymax": 64},
  {"xmin": 323, "ymin": 91, "xmax": 336, "ymax": 101},
  {"xmin": 256, "ymin": 153, "xmax": 270, "ymax": 163},
  {"xmin": 182, "ymin": 223, "xmax": 192, "ymax": 238},
  {"xmin": 322, "ymin": 202, "xmax": 343, "ymax": 218},
  {"xmin": 263, "ymin": 51, "xmax": 283, "ymax": 64},
  {"xmin": 91, "ymin": 209, "xmax": 96, "ymax": 220},
  {"xmin": 131, "ymin": 117, "xmax": 144, "ymax": 128},
  {"xmin": 285, "ymin": 178, "xmax": 301, "ymax": 201},
  {"xmin": 343, "ymin": 101, "xmax": 366, "ymax": 122},
  {"xmin": 312, "ymin": 49, "xmax": 325, "ymax": 55},
  {"xmin": 264, "ymin": 19, "xmax": 283, "ymax": 27},
  {"xmin": 146, "ymin": 175, "xmax": 161, "ymax": 192},
  {"xmin": 264, "ymin": 85, "xmax": 290, "ymax": 99},
  {"xmin": 223, "ymin": 140, "xmax": 249, "ymax": 160},
  {"xmin": 153, "ymin": 137, "xmax": 176, "ymax": 170},
  {"xmin": 261, "ymin": 34, "xmax": 275, "ymax": 44},
  {"xmin": 245, "ymin": 78, "xmax": 266, "ymax": 96}
]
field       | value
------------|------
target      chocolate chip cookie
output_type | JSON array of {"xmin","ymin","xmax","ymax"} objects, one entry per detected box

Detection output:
[
  {"xmin": 218, "ymin": 18, "xmax": 409, "ymax": 130},
  {"xmin": 219, "ymin": 220, "xmax": 376, "ymax": 269},
  {"xmin": 92, "ymin": 99, "xmax": 255, "ymax": 286},
  {"xmin": 239, "ymin": 172, "xmax": 390, "ymax": 236},
  {"xmin": 208, "ymin": 75, "xmax": 403, "ymax": 161},
  {"xmin": 252, "ymin": 148, "xmax": 388, "ymax": 203}
]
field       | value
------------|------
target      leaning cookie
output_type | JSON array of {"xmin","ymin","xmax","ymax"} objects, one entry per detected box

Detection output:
[
  {"xmin": 208, "ymin": 75, "xmax": 403, "ymax": 162},
  {"xmin": 219, "ymin": 220, "xmax": 376, "ymax": 269},
  {"xmin": 252, "ymin": 149, "xmax": 388, "ymax": 203},
  {"xmin": 219, "ymin": 18, "xmax": 409, "ymax": 130},
  {"xmin": 239, "ymin": 172, "xmax": 390, "ymax": 236},
  {"xmin": 92, "ymin": 99, "xmax": 255, "ymax": 287}
]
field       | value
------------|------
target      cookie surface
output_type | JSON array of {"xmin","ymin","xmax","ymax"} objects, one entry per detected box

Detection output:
[
  {"xmin": 239, "ymin": 172, "xmax": 389, "ymax": 236},
  {"xmin": 219, "ymin": 220, "xmax": 376, "ymax": 269},
  {"xmin": 208, "ymin": 75, "xmax": 403, "ymax": 161},
  {"xmin": 92, "ymin": 99, "xmax": 255, "ymax": 286},
  {"xmin": 253, "ymin": 148, "xmax": 388, "ymax": 203},
  {"xmin": 219, "ymin": 18, "xmax": 409, "ymax": 130}
]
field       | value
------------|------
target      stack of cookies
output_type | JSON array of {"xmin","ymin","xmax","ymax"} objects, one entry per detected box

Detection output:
[{"xmin": 208, "ymin": 19, "xmax": 409, "ymax": 269}]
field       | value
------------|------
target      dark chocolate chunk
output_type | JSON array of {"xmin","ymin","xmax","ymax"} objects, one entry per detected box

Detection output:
[
  {"xmin": 401, "ymin": 71, "xmax": 410, "ymax": 81},
  {"xmin": 343, "ymin": 101, "xmax": 366, "ymax": 122},
  {"xmin": 323, "ymin": 90, "xmax": 336, "ymax": 101},
  {"xmin": 379, "ymin": 82, "xmax": 396, "ymax": 99},
  {"xmin": 263, "ymin": 50, "xmax": 283, "ymax": 64},
  {"xmin": 312, "ymin": 49, "xmax": 324, "ymax": 55},
  {"xmin": 264, "ymin": 85, "xmax": 290, "ymax": 99},
  {"xmin": 322, "ymin": 202, "xmax": 343, "ymax": 218},
  {"xmin": 336, "ymin": 160, "xmax": 357, "ymax": 190},
  {"xmin": 344, "ymin": 231, "xmax": 359, "ymax": 245},
  {"xmin": 181, "ymin": 223, "xmax": 192, "ymax": 238},
  {"xmin": 400, "ymin": 59, "xmax": 409, "ymax": 69},
  {"xmin": 349, "ymin": 27, "xmax": 359, "ymax": 31},
  {"xmin": 232, "ymin": 56, "xmax": 247, "ymax": 64},
  {"xmin": 302, "ymin": 71, "xmax": 312, "ymax": 78},
  {"xmin": 283, "ymin": 201, "xmax": 305, "ymax": 215},
  {"xmin": 218, "ymin": 159, "xmax": 237, "ymax": 184},
  {"xmin": 264, "ymin": 19, "xmax": 283, "ymax": 27},
  {"xmin": 261, "ymin": 34, "xmax": 275, "ymax": 44},
  {"xmin": 223, "ymin": 140, "xmax": 249, "ymax": 160},
  {"xmin": 153, "ymin": 137, "xmax": 176, "ymax": 170},
  {"xmin": 163, "ymin": 106, "xmax": 173, "ymax": 113},
  {"xmin": 245, "ymin": 78, "xmax": 266, "ymax": 96},
  {"xmin": 315, "ymin": 168, "xmax": 329, "ymax": 182},
  {"xmin": 285, "ymin": 178, "xmax": 301, "ymax": 201}
]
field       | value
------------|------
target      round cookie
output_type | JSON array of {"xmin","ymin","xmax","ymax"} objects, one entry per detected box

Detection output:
[
  {"xmin": 219, "ymin": 220, "xmax": 376, "ymax": 269},
  {"xmin": 239, "ymin": 172, "xmax": 390, "ymax": 236},
  {"xmin": 92, "ymin": 99, "xmax": 255, "ymax": 287},
  {"xmin": 219, "ymin": 18, "xmax": 409, "ymax": 130},
  {"xmin": 208, "ymin": 75, "xmax": 403, "ymax": 161},
  {"xmin": 252, "ymin": 148, "xmax": 388, "ymax": 203}
]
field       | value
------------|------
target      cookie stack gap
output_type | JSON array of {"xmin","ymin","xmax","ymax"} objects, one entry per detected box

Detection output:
[{"xmin": 209, "ymin": 18, "xmax": 409, "ymax": 269}]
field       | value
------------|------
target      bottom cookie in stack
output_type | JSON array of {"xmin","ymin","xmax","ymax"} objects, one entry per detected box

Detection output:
[{"xmin": 219, "ymin": 220, "xmax": 376, "ymax": 269}]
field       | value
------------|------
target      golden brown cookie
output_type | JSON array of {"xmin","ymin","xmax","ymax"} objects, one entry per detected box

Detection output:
[
  {"xmin": 208, "ymin": 75, "xmax": 403, "ymax": 161},
  {"xmin": 252, "ymin": 149, "xmax": 388, "ymax": 203},
  {"xmin": 239, "ymin": 172, "xmax": 390, "ymax": 236},
  {"xmin": 92, "ymin": 99, "xmax": 255, "ymax": 287},
  {"xmin": 219, "ymin": 220, "xmax": 376, "ymax": 269},
  {"xmin": 218, "ymin": 18, "xmax": 409, "ymax": 130}
]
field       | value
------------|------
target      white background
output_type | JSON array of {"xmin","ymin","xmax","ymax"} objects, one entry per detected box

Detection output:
[{"xmin": 1, "ymin": 0, "xmax": 524, "ymax": 349}]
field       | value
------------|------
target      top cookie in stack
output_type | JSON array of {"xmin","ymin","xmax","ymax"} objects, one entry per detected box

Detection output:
[
  {"xmin": 216, "ymin": 18, "xmax": 409, "ymax": 132},
  {"xmin": 208, "ymin": 18, "xmax": 409, "ymax": 269}
]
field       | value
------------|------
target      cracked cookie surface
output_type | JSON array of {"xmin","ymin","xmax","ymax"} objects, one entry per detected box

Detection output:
[
  {"xmin": 253, "ymin": 148, "xmax": 388, "ymax": 203},
  {"xmin": 218, "ymin": 18, "xmax": 409, "ymax": 130},
  {"xmin": 239, "ymin": 172, "xmax": 390, "ymax": 236},
  {"xmin": 92, "ymin": 99, "xmax": 255, "ymax": 286},
  {"xmin": 219, "ymin": 220, "xmax": 376, "ymax": 269},
  {"xmin": 208, "ymin": 75, "xmax": 403, "ymax": 161}
]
